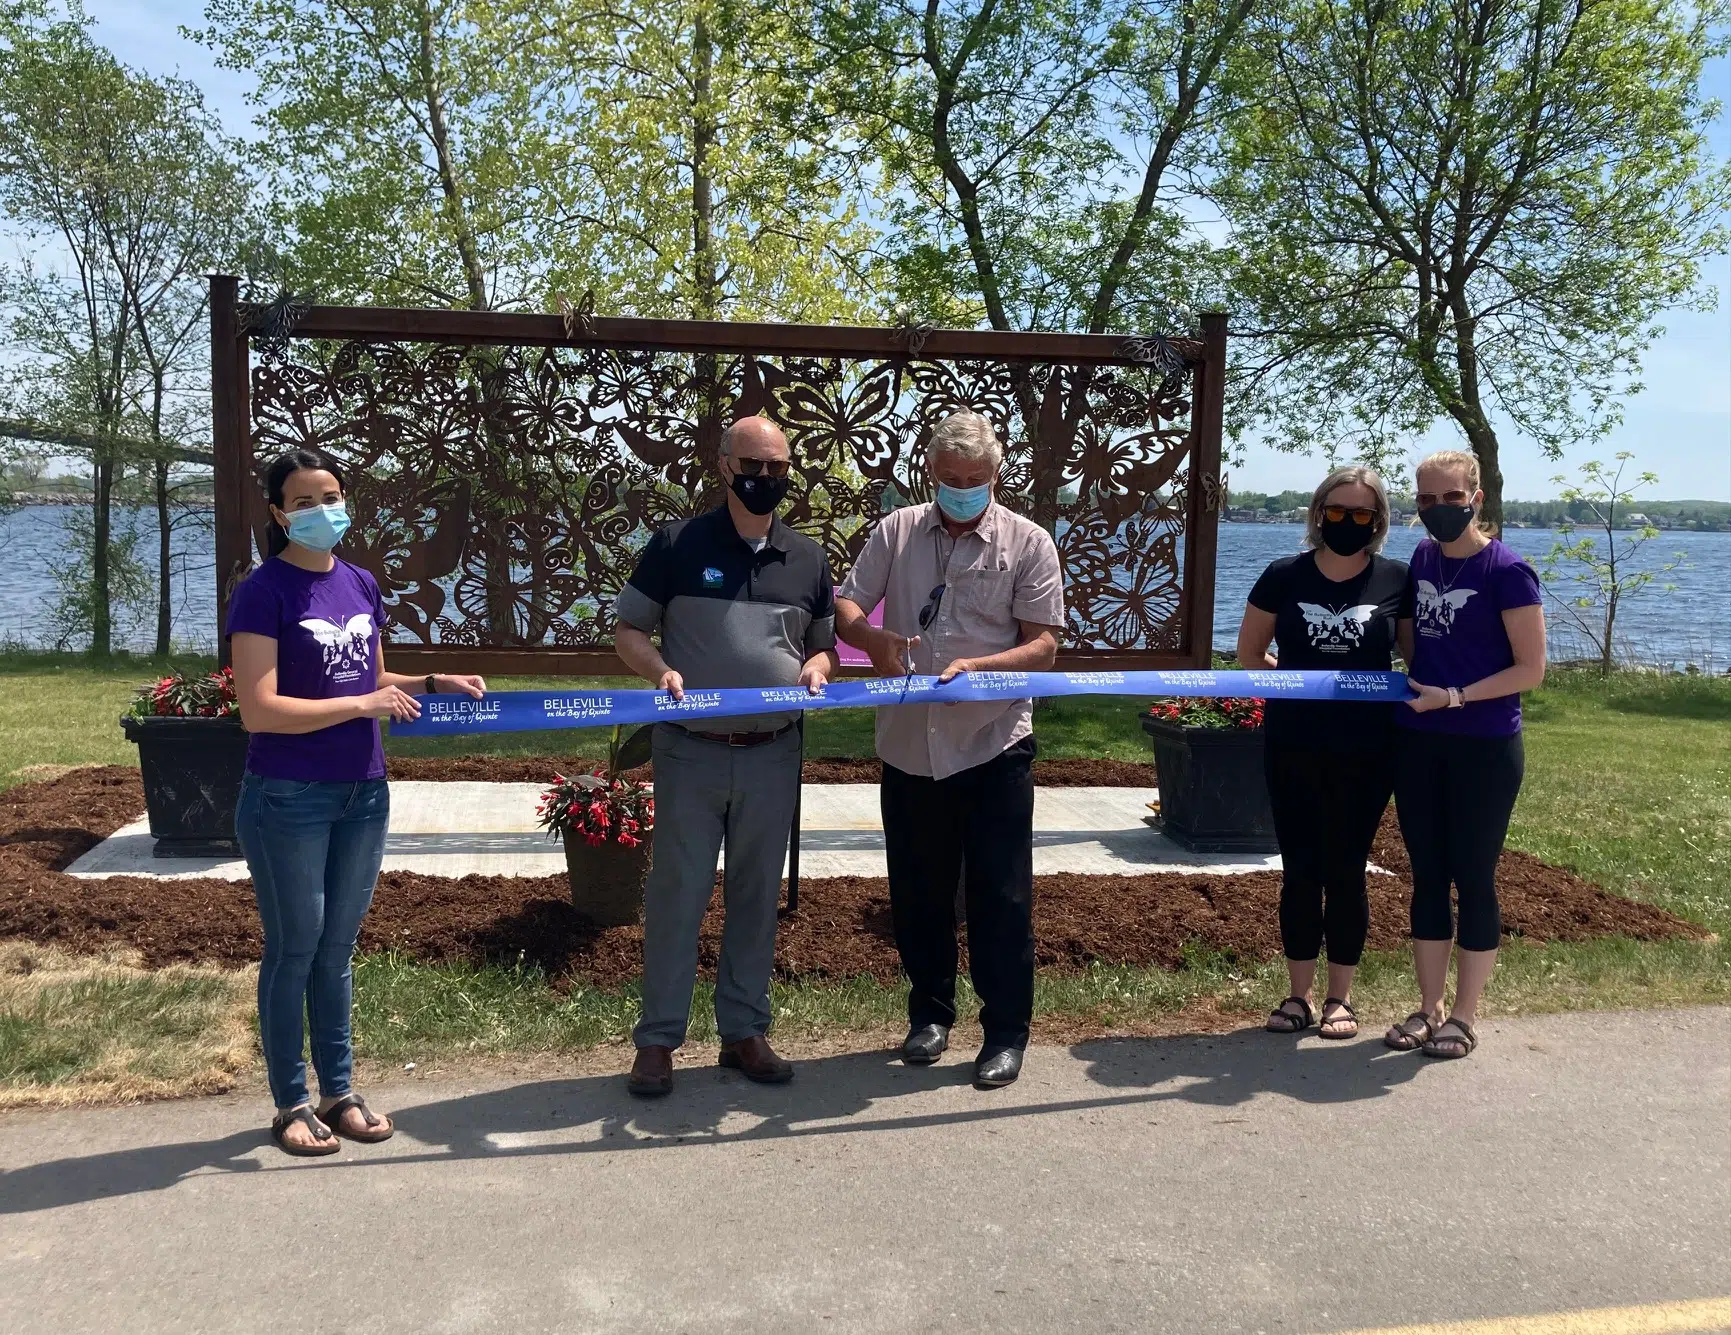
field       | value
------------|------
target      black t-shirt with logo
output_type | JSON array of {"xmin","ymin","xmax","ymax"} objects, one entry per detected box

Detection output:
[{"xmin": 1247, "ymin": 550, "xmax": 1414, "ymax": 742}]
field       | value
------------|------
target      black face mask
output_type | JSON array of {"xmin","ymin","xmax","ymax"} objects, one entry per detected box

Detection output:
[
  {"xmin": 730, "ymin": 471, "xmax": 789, "ymax": 516},
  {"xmin": 1420, "ymin": 503, "xmax": 1475, "ymax": 543},
  {"xmin": 1320, "ymin": 517, "xmax": 1377, "ymax": 556}
]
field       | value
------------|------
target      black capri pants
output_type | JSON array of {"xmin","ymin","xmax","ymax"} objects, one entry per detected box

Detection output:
[
  {"xmin": 1262, "ymin": 735, "xmax": 1396, "ymax": 968},
  {"xmin": 1394, "ymin": 729, "xmax": 1525, "ymax": 952}
]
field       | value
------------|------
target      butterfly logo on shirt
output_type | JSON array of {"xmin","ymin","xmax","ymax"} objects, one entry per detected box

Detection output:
[
  {"xmin": 1414, "ymin": 580, "xmax": 1476, "ymax": 635},
  {"xmin": 299, "ymin": 614, "xmax": 376, "ymax": 675},
  {"xmin": 1298, "ymin": 603, "xmax": 1379, "ymax": 650}
]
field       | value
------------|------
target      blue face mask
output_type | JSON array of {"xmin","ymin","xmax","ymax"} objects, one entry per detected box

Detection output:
[
  {"xmin": 935, "ymin": 481, "xmax": 992, "ymax": 524},
  {"xmin": 282, "ymin": 502, "xmax": 351, "ymax": 552}
]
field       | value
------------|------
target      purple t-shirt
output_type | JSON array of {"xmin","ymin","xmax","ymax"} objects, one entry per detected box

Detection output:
[
  {"xmin": 226, "ymin": 557, "xmax": 386, "ymax": 781},
  {"xmin": 1403, "ymin": 538, "xmax": 1543, "ymax": 737}
]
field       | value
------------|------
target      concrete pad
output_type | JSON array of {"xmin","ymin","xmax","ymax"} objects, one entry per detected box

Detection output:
[{"xmin": 67, "ymin": 782, "xmax": 1282, "ymax": 881}]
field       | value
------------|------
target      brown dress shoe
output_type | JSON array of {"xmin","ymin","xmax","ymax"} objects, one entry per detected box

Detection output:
[
  {"xmin": 717, "ymin": 1035, "xmax": 793, "ymax": 1084},
  {"xmin": 628, "ymin": 1045, "xmax": 674, "ymax": 1097}
]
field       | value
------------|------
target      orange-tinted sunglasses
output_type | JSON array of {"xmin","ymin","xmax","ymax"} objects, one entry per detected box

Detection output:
[{"xmin": 1322, "ymin": 505, "xmax": 1377, "ymax": 525}]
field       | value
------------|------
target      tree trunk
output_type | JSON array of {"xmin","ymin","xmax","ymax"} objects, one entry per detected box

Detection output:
[
  {"xmin": 691, "ymin": 11, "xmax": 718, "ymax": 320},
  {"xmin": 1601, "ymin": 586, "xmax": 1617, "ymax": 676},
  {"xmin": 155, "ymin": 457, "xmax": 172, "ymax": 656},
  {"xmin": 419, "ymin": 0, "xmax": 489, "ymax": 313},
  {"xmin": 1443, "ymin": 304, "xmax": 1505, "ymax": 532},
  {"xmin": 91, "ymin": 456, "xmax": 113, "ymax": 657}
]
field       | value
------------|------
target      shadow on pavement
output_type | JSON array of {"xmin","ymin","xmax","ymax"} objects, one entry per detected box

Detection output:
[
  {"xmin": 1, "ymin": 1028, "xmax": 1428, "ymax": 1216},
  {"xmin": 1073, "ymin": 1025, "xmax": 1429, "ymax": 1107}
]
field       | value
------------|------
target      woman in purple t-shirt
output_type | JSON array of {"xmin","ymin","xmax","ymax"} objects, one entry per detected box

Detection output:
[
  {"xmin": 1384, "ymin": 450, "xmax": 1546, "ymax": 1061},
  {"xmin": 228, "ymin": 449, "xmax": 486, "ymax": 1156}
]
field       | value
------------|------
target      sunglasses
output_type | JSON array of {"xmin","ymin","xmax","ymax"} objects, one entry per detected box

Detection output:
[
  {"xmin": 732, "ymin": 457, "xmax": 791, "ymax": 479},
  {"xmin": 1323, "ymin": 505, "xmax": 1378, "ymax": 526},
  {"xmin": 917, "ymin": 584, "xmax": 946, "ymax": 631},
  {"xmin": 1416, "ymin": 490, "xmax": 1472, "ymax": 509}
]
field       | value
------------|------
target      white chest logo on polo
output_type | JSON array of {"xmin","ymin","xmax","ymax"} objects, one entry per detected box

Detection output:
[
  {"xmin": 1415, "ymin": 580, "xmax": 1476, "ymax": 634},
  {"xmin": 300, "ymin": 614, "xmax": 375, "ymax": 673},
  {"xmin": 1298, "ymin": 603, "xmax": 1378, "ymax": 649}
]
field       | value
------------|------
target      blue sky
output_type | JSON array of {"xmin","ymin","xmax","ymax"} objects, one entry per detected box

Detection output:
[{"xmin": 77, "ymin": 0, "xmax": 1731, "ymax": 500}]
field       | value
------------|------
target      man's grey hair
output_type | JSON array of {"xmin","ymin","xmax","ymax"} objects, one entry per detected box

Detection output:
[{"xmin": 928, "ymin": 410, "xmax": 1004, "ymax": 468}]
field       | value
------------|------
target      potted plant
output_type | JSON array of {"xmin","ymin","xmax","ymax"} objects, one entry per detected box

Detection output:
[
  {"xmin": 538, "ymin": 724, "xmax": 656, "ymax": 927},
  {"xmin": 1139, "ymin": 696, "xmax": 1276, "ymax": 853},
  {"xmin": 119, "ymin": 667, "xmax": 249, "ymax": 857}
]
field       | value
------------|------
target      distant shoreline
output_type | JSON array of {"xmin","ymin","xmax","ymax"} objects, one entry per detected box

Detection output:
[
  {"xmin": 2, "ymin": 498, "xmax": 1722, "ymax": 531},
  {"xmin": 7, "ymin": 495, "xmax": 215, "ymax": 508}
]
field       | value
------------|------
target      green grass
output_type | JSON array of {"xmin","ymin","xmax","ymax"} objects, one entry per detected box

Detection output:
[
  {"xmin": 0, "ymin": 944, "xmax": 254, "ymax": 1107},
  {"xmin": 0, "ymin": 652, "xmax": 1725, "ymax": 1096},
  {"xmin": 1516, "ymin": 670, "xmax": 1730, "ymax": 933},
  {"xmin": 0, "ymin": 650, "xmax": 217, "ymax": 784}
]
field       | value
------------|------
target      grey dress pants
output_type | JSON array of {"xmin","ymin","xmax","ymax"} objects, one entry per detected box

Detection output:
[{"xmin": 632, "ymin": 722, "xmax": 800, "ymax": 1049}]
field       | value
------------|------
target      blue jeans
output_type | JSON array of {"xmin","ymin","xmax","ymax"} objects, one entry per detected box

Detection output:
[{"xmin": 236, "ymin": 774, "xmax": 390, "ymax": 1110}]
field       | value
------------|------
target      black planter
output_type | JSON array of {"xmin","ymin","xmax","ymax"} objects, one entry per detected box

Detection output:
[
  {"xmin": 119, "ymin": 714, "xmax": 249, "ymax": 857},
  {"xmin": 1140, "ymin": 714, "xmax": 1277, "ymax": 854}
]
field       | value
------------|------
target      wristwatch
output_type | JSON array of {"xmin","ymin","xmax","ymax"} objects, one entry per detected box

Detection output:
[
  {"xmin": 1446, "ymin": 686, "xmax": 1464, "ymax": 709},
  {"xmin": 425, "ymin": 673, "xmax": 437, "ymax": 695}
]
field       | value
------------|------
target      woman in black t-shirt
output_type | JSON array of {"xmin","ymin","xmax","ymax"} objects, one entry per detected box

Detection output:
[{"xmin": 1236, "ymin": 466, "xmax": 1415, "ymax": 1039}]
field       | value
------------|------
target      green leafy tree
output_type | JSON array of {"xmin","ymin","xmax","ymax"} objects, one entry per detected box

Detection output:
[
  {"xmin": 195, "ymin": 0, "xmax": 551, "ymax": 310},
  {"xmin": 1223, "ymin": 0, "xmax": 1731, "ymax": 529},
  {"xmin": 811, "ymin": 0, "xmax": 1255, "ymax": 526},
  {"xmin": 531, "ymin": 0, "xmax": 878, "ymax": 321},
  {"xmin": 1539, "ymin": 452, "xmax": 1683, "ymax": 675},
  {"xmin": 195, "ymin": 0, "xmax": 875, "ymax": 320},
  {"xmin": 0, "ymin": 1, "xmax": 245, "ymax": 655}
]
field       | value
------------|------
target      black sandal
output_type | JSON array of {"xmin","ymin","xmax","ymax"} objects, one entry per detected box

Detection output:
[
  {"xmin": 1319, "ymin": 997, "xmax": 1358, "ymax": 1040},
  {"xmin": 316, "ymin": 1093, "xmax": 394, "ymax": 1143},
  {"xmin": 1384, "ymin": 1012, "xmax": 1435, "ymax": 1051},
  {"xmin": 1422, "ymin": 1017, "xmax": 1478, "ymax": 1060},
  {"xmin": 271, "ymin": 1105, "xmax": 340, "ymax": 1158},
  {"xmin": 1265, "ymin": 996, "xmax": 1315, "ymax": 1033}
]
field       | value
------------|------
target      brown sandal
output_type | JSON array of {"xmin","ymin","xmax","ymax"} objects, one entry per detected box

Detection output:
[
  {"xmin": 1384, "ymin": 1012, "xmax": 1435, "ymax": 1051},
  {"xmin": 316, "ymin": 1093, "xmax": 394, "ymax": 1143},
  {"xmin": 1319, "ymin": 997, "xmax": 1358, "ymax": 1040},
  {"xmin": 271, "ymin": 1105, "xmax": 340, "ymax": 1158},
  {"xmin": 1422, "ymin": 1017, "xmax": 1478, "ymax": 1059},
  {"xmin": 1265, "ymin": 996, "xmax": 1314, "ymax": 1033}
]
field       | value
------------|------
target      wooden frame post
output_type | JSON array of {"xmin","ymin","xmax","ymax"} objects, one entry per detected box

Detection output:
[
  {"xmin": 1182, "ymin": 311, "xmax": 1228, "ymax": 668},
  {"xmin": 209, "ymin": 275, "xmax": 252, "ymax": 667}
]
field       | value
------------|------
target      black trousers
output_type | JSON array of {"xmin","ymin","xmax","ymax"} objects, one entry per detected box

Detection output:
[
  {"xmin": 1263, "ymin": 734, "xmax": 1395, "ymax": 967},
  {"xmin": 881, "ymin": 736, "xmax": 1036, "ymax": 1049},
  {"xmin": 1395, "ymin": 729, "xmax": 1525, "ymax": 952}
]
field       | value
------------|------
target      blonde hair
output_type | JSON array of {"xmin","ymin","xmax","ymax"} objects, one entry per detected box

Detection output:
[
  {"xmin": 928, "ymin": 410, "xmax": 1004, "ymax": 468},
  {"xmin": 1416, "ymin": 448, "xmax": 1480, "ymax": 492},
  {"xmin": 1305, "ymin": 465, "xmax": 1391, "ymax": 553},
  {"xmin": 1415, "ymin": 449, "xmax": 1496, "ymax": 536}
]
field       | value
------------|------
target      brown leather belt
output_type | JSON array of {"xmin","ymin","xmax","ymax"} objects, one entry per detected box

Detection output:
[{"xmin": 676, "ymin": 722, "xmax": 796, "ymax": 748}]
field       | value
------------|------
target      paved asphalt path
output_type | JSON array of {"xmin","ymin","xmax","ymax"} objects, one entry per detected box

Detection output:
[{"xmin": 1, "ymin": 1008, "xmax": 1726, "ymax": 1335}]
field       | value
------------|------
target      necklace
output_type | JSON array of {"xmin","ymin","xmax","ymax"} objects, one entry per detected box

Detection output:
[{"xmin": 1436, "ymin": 541, "xmax": 1488, "ymax": 597}]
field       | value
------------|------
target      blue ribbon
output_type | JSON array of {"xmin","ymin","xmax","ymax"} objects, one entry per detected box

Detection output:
[{"xmin": 391, "ymin": 669, "xmax": 1415, "ymax": 737}]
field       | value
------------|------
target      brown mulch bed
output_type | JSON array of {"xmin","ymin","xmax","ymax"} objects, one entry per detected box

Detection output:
[
  {"xmin": 384, "ymin": 754, "xmax": 1152, "ymax": 787},
  {"xmin": 0, "ymin": 767, "xmax": 1702, "ymax": 987}
]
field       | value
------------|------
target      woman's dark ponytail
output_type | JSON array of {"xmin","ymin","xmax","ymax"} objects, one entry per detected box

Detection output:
[{"xmin": 261, "ymin": 449, "xmax": 348, "ymax": 557}]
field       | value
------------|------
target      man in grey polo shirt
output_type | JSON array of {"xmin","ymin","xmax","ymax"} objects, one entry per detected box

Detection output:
[{"xmin": 613, "ymin": 416, "xmax": 837, "ymax": 1097}]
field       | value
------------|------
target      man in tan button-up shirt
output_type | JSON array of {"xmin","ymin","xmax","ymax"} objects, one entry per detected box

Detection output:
[{"xmin": 836, "ymin": 410, "xmax": 1064, "ymax": 1089}]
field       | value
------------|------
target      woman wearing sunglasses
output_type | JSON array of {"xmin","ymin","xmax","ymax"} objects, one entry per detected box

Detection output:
[
  {"xmin": 1238, "ymin": 466, "xmax": 1413, "ymax": 1040},
  {"xmin": 1385, "ymin": 450, "xmax": 1545, "ymax": 1060}
]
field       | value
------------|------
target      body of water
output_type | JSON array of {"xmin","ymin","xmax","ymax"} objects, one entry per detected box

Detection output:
[{"xmin": 2, "ymin": 505, "xmax": 1725, "ymax": 670}]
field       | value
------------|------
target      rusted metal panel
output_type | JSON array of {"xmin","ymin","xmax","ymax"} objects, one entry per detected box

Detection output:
[{"xmin": 218, "ymin": 300, "xmax": 1224, "ymax": 677}]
